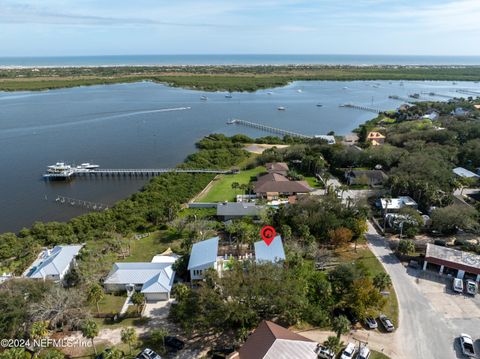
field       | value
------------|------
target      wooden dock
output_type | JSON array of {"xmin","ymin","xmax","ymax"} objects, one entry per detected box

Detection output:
[
  {"xmin": 227, "ymin": 119, "xmax": 313, "ymax": 139},
  {"xmin": 339, "ymin": 103, "xmax": 381, "ymax": 114}
]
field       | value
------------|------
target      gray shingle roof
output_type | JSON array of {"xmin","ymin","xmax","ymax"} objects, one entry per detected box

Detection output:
[
  {"xmin": 187, "ymin": 237, "xmax": 219, "ymax": 270},
  {"xmin": 254, "ymin": 236, "xmax": 286, "ymax": 263},
  {"xmin": 217, "ymin": 202, "xmax": 265, "ymax": 217},
  {"xmin": 25, "ymin": 244, "xmax": 83, "ymax": 279}
]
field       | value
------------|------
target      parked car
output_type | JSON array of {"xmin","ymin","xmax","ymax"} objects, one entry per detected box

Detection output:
[
  {"xmin": 357, "ymin": 344, "xmax": 371, "ymax": 359},
  {"xmin": 459, "ymin": 334, "xmax": 476, "ymax": 357},
  {"xmin": 136, "ymin": 348, "xmax": 161, "ymax": 359},
  {"xmin": 453, "ymin": 278, "xmax": 464, "ymax": 293},
  {"xmin": 315, "ymin": 344, "xmax": 335, "ymax": 359},
  {"xmin": 365, "ymin": 317, "xmax": 378, "ymax": 329},
  {"xmin": 378, "ymin": 314, "xmax": 395, "ymax": 332},
  {"xmin": 465, "ymin": 280, "xmax": 477, "ymax": 296},
  {"xmin": 340, "ymin": 343, "xmax": 356, "ymax": 359},
  {"xmin": 164, "ymin": 336, "xmax": 185, "ymax": 351}
]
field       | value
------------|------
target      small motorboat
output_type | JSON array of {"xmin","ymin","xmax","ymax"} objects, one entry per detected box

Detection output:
[
  {"xmin": 316, "ymin": 104, "xmax": 323, "ymax": 107},
  {"xmin": 200, "ymin": 95, "xmax": 208, "ymax": 101},
  {"xmin": 277, "ymin": 106, "xmax": 286, "ymax": 111}
]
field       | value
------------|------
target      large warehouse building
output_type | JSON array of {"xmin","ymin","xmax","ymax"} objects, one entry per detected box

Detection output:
[{"xmin": 423, "ymin": 243, "xmax": 480, "ymax": 282}]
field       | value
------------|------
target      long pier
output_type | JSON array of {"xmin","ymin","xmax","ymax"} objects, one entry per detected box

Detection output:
[
  {"xmin": 456, "ymin": 89, "xmax": 480, "ymax": 96},
  {"xmin": 421, "ymin": 92, "xmax": 455, "ymax": 99},
  {"xmin": 44, "ymin": 168, "xmax": 237, "ymax": 180},
  {"xmin": 339, "ymin": 103, "xmax": 381, "ymax": 114},
  {"xmin": 388, "ymin": 95, "xmax": 417, "ymax": 103},
  {"xmin": 227, "ymin": 119, "xmax": 313, "ymax": 139}
]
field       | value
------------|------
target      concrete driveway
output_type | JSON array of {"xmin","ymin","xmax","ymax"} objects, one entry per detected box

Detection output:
[{"xmin": 366, "ymin": 222, "xmax": 480, "ymax": 359}]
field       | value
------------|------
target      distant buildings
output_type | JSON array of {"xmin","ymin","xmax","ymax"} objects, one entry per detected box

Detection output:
[
  {"xmin": 229, "ymin": 320, "xmax": 318, "ymax": 359},
  {"xmin": 451, "ymin": 107, "xmax": 469, "ymax": 117},
  {"xmin": 314, "ymin": 135, "xmax": 336, "ymax": 144},
  {"xmin": 104, "ymin": 251, "xmax": 178, "ymax": 302},
  {"xmin": 23, "ymin": 244, "xmax": 83, "ymax": 282},
  {"xmin": 422, "ymin": 110, "xmax": 439, "ymax": 120},
  {"xmin": 366, "ymin": 131, "xmax": 386, "ymax": 146}
]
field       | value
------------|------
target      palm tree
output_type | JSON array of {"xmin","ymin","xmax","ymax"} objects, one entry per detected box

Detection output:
[
  {"xmin": 373, "ymin": 272, "xmax": 392, "ymax": 291},
  {"xmin": 323, "ymin": 336, "xmax": 343, "ymax": 354},
  {"xmin": 131, "ymin": 292, "xmax": 145, "ymax": 314},
  {"xmin": 151, "ymin": 328, "xmax": 169, "ymax": 351},
  {"xmin": 87, "ymin": 283, "xmax": 105, "ymax": 315},
  {"xmin": 81, "ymin": 320, "xmax": 99, "ymax": 355},
  {"xmin": 231, "ymin": 182, "xmax": 240, "ymax": 196},
  {"xmin": 332, "ymin": 315, "xmax": 350, "ymax": 339},
  {"xmin": 121, "ymin": 327, "xmax": 137, "ymax": 355}
]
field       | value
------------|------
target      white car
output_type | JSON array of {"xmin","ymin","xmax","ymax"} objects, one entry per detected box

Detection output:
[
  {"xmin": 357, "ymin": 344, "xmax": 371, "ymax": 359},
  {"xmin": 459, "ymin": 334, "xmax": 476, "ymax": 357},
  {"xmin": 453, "ymin": 278, "xmax": 464, "ymax": 293},
  {"xmin": 466, "ymin": 280, "xmax": 477, "ymax": 296},
  {"xmin": 340, "ymin": 343, "xmax": 356, "ymax": 359}
]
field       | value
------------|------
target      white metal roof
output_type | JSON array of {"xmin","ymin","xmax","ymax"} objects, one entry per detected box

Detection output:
[
  {"xmin": 24, "ymin": 244, "xmax": 83, "ymax": 279},
  {"xmin": 453, "ymin": 167, "xmax": 479, "ymax": 178},
  {"xmin": 254, "ymin": 235, "xmax": 286, "ymax": 263},
  {"xmin": 380, "ymin": 196, "xmax": 417, "ymax": 210},
  {"xmin": 188, "ymin": 236, "xmax": 219, "ymax": 270},
  {"xmin": 263, "ymin": 339, "xmax": 318, "ymax": 359},
  {"xmin": 104, "ymin": 262, "xmax": 175, "ymax": 294}
]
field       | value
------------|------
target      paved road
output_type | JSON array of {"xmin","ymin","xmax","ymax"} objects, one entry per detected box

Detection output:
[{"xmin": 366, "ymin": 222, "xmax": 480, "ymax": 359}]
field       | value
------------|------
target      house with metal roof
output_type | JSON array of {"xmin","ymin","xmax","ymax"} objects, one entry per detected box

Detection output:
[
  {"xmin": 188, "ymin": 237, "xmax": 220, "ymax": 280},
  {"xmin": 229, "ymin": 320, "xmax": 318, "ymax": 359},
  {"xmin": 378, "ymin": 196, "xmax": 418, "ymax": 212},
  {"xmin": 453, "ymin": 167, "xmax": 479, "ymax": 179},
  {"xmin": 23, "ymin": 244, "xmax": 83, "ymax": 282},
  {"xmin": 217, "ymin": 202, "xmax": 265, "ymax": 221},
  {"xmin": 104, "ymin": 260, "xmax": 176, "ymax": 302},
  {"xmin": 254, "ymin": 235, "xmax": 286, "ymax": 264}
]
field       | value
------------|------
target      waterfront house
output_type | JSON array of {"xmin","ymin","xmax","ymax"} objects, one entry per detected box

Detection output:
[
  {"xmin": 422, "ymin": 110, "xmax": 439, "ymax": 120},
  {"xmin": 217, "ymin": 202, "xmax": 265, "ymax": 221},
  {"xmin": 254, "ymin": 235, "xmax": 286, "ymax": 263},
  {"xmin": 378, "ymin": 196, "xmax": 418, "ymax": 213},
  {"xmin": 229, "ymin": 320, "xmax": 318, "ymax": 359},
  {"xmin": 23, "ymin": 244, "xmax": 84, "ymax": 282},
  {"xmin": 253, "ymin": 173, "xmax": 312, "ymax": 200},
  {"xmin": 104, "ymin": 252, "xmax": 178, "ymax": 302},
  {"xmin": 188, "ymin": 237, "xmax": 220, "ymax": 280},
  {"xmin": 451, "ymin": 107, "xmax": 469, "ymax": 117},
  {"xmin": 366, "ymin": 131, "xmax": 386, "ymax": 146},
  {"xmin": 265, "ymin": 162, "xmax": 289, "ymax": 176}
]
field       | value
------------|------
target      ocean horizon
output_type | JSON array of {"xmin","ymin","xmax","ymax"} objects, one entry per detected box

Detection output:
[{"xmin": 1, "ymin": 54, "xmax": 480, "ymax": 67}]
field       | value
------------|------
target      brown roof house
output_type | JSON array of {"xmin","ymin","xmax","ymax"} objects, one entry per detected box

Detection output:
[
  {"xmin": 253, "ymin": 173, "xmax": 312, "ymax": 200},
  {"xmin": 265, "ymin": 162, "xmax": 289, "ymax": 176},
  {"xmin": 229, "ymin": 320, "xmax": 318, "ymax": 359},
  {"xmin": 367, "ymin": 131, "xmax": 386, "ymax": 146}
]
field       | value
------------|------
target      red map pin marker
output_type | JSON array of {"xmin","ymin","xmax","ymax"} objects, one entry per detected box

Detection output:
[{"xmin": 260, "ymin": 226, "xmax": 276, "ymax": 246}]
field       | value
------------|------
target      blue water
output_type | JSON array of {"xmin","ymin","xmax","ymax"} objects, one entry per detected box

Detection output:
[
  {"xmin": 1, "ymin": 54, "xmax": 480, "ymax": 67},
  {"xmin": 1, "ymin": 80, "xmax": 479, "ymax": 233}
]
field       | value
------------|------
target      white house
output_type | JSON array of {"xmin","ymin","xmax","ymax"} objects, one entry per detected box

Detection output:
[
  {"xmin": 379, "ymin": 196, "xmax": 418, "ymax": 213},
  {"xmin": 23, "ymin": 244, "xmax": 83, "ymax": 282},
  {"xmin": 104, "ymin": 253, "xmax": 177, "ymax": 302},
  {"xmin": 188, "ymin": 236, "xmax": 220, "ymax": 280},
  {"xmin": 254, "ymin": 235, "xmax": 286, "ymax": 263}
]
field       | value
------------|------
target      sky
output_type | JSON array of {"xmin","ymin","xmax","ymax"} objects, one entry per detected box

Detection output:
[{"xmin": 1, "ymin": 0, "xmax": 480, "ymax": 57}]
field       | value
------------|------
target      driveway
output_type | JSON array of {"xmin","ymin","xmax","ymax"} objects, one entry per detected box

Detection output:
[{"xmin": 366, "ymin": 221, "xmax": 480, "ymax": 359}]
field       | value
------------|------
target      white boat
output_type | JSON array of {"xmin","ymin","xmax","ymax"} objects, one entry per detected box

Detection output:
[
  {"xmin": 277, "ymin": 106, "xmax": 286, "ymax": 111},
  {"xmin": 47, "ymin": 162, "xmax": 72, "ymax": 173},
  {"xmin": 200, "ymin": 95, "xmax": 208, "ymax": 101},
  {"xmin": 297, "ymin": 89, "xmax": 302, "ymax": 93},
  {"xmin": 267, "ymin": 91, "xmax": 273, "ymax": 95},
  {"xmin": 225, "ymin": 93, "xmax": 232, "ymax": 98}
]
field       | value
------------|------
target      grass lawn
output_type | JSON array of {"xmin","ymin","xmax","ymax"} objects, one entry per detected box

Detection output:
[
  {"xmin": 89, "ymin": 293, "xmax": 126, "ymax": 314},
  {"xmin": 335, "ymin": 247, "xmax": 399, "ymax": 327},
  {"xmin": 371, "ymin": 350, "xmax": 391, "ymax": 359},
  {"xmin": 304, "ymin": 176, "xmax": 323, "ymax": 189},
  {"xmin": 124, "ymin": 231, "xmax": 181, "ymax": 262},
  {"xmin": 196, "ymin": 166, "xmax": 265, "ymax": 202}
]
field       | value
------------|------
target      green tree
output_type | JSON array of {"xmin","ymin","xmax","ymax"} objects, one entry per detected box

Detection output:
[
  {"xmin": 38, "ymin": 349, "xmax": 65, "ymax": 359},
  {"xmin": 430, "ymin": 205, "xmax": 478, "ymax": 234},
  {"xmin": 81, "ymin": 320, "xmax": 99, "ymax": 355},
  {"xmin": 102, "ymin": 348, "xmax": 123, "ymax": 359},
  {"xmin": 323, "ymin": 336, "xmax": 343, "ymax": 353},
  {"xmin": 373, "ymin": 273, "xmax": 392, "ymax": 292},
  {"xmin": 332, "ymin": 315, "xmax": 350, "ymax": 339},
  {"xmin": 231, "ymin": 182, "xmax": 240, "ymax": 195},
  {"xmin": 131, "ymin": 292, "xmax": 145, "ymax": 314},
  {"xmin": 150, "ymin": 328, "xmax": 169, "ymax": 351},
  {"xmin": 87, "ymin": 283, "xmax": 104, "ymax": 315},
  {"xmin": 397, "ymin": 239, "xmax": 415, "ymax": 255},
  {"xmin": 0, "ymin": 348, "xmax": 29, "ymax": 359},
  {"xmin": 121, "ymin": 328, "xmax": 137, "ymax": 355}
]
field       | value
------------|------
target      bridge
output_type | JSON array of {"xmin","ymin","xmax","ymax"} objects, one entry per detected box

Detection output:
[{"xmin": 227, "ymin": 119, "xmax": 313, "ymax": 139}]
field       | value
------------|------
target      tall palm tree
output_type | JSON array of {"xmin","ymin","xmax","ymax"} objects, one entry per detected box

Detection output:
[
  {"xmin": 87, "ymin": 283, "xmax": 104, "ymax": 315},
  {"xmin": 81, "ymin": 320, "xmax": 99, "ymax": 355},
  {"xmin": 332, "ymin": 315, "xmax": 350, "ymax": 339},
  {"xmin": 121, "ymin": 328, "xmax": 137, "ymax": 355}
]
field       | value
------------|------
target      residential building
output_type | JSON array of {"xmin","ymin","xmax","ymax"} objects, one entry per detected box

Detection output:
[
  {"xmin": 217, "ymin": 202, "xmax": 265, "ymax": 221},
  {"xmin": 423, "ymin": 243, "xmax": 480, "ymax": 282},
  {"xmin": 229, "ymin": 320, "xmax": 318, "ymax": 359},
  {"xmin": 253, "ymin": 173, "xmax": 312, "ymax": 200},
  {"xmin": 314, "ymin": 135, "xmax": 336, "ymax": 144},
  {"xmin": 453, "ymin": 167, "xmax": 479, "ymax": 179},
  {"xmin": 23, "ymin": 244, "xmax": 83, "ymax": 282},
  {"xmin": 451, "ymin": 107, "xmax": 469, "ymax": 117},
  {"xmin": 378, "ymin": 196, "xmax": 418, "ymax": 213},
  {"xmin": 366, "ymin": 131, "xmax": 386, "ymax": 146},
  {"xmin": 422, "ymin": 110, "xmax": 439, "ymax": 120},
  {"xmin": 345, "ymin": 169, "xmax": 388, "ymax": 187},
  {"xmin": 265, "ymin": 162, "xmax": 289, "ymax": 176},
  {"xmin": 188, "ymin": 236, "xmax": 220, "ymax": 280},
  {"xmin": 254, "ymin": 235, "xmax": 285, "ymax": 263}
]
